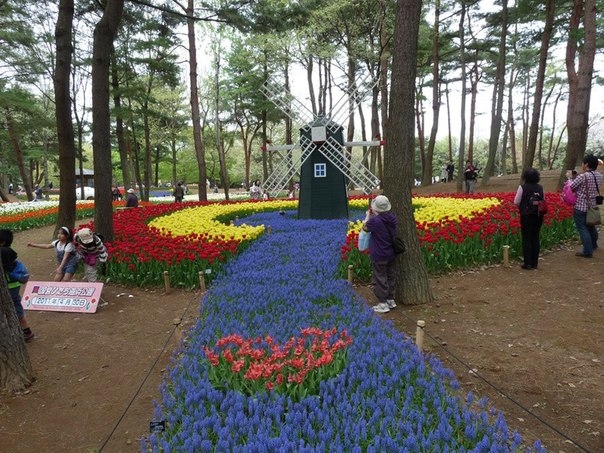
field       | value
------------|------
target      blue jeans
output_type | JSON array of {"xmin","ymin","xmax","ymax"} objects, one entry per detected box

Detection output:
[
  {"xmin": 573, "ymin": 208, "xmax": 599, "ymax": 256},
  {"xmin": 465, "ymin": 179, "xmax": 476, "ymax": 194},
  {"xmin": 9, "ymin": 286, "xmax": 24, "ymax": 319}
]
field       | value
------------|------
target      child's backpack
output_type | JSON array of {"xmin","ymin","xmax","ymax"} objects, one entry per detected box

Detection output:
[
  {"xmin": 561, "ymin": 180, "xmax": 577, "ymax": 206},
  {"xmin": 8, "ymin": 260, "xmax": 29, "ymax": 284}
]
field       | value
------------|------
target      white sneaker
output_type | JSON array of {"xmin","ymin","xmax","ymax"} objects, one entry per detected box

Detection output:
[
  {"xmin": 373, "ymin": 302, "xmax": 390, "ymax": 313},
  {"xmin": 386, "ymin": 299, "xmax": 396, "ymax": 309}
]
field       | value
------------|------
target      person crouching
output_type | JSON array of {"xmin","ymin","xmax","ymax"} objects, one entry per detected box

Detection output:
[{"xmin": 74, "ymin": 227, "xmax": 108, "ymax": 283}]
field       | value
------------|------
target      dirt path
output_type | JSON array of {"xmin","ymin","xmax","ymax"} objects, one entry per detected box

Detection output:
[
  {"xmin": 1, "ymin": 223, "xmax": 200, "ymax": 452},
  {"xmin": 357, "ymin": 243, "xmax": 604, "ymax": 452}
]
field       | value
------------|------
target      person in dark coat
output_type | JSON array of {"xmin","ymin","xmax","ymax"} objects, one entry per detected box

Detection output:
[
  {"xmin": 173, "ymin": 182, "xmax": 185, "ymax": 202},
  {"xmin": 126, "ymin": 188, "xmax": 138, "ymax": 207},
  {"xmin": 514, "ymin": 168, "xmax": 545, "ymax": 270},
  {"xmin": 362, "ymin": 195, "xmax": 398, "ymax": 313}
]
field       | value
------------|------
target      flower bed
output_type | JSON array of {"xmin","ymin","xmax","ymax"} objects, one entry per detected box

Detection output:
[
  {"xmin": 340, "ymin": 193, "xmax": 575, "ymax": 281},
  {"xmin": 0, "ymin": 200, "xmax": 96, "ymax": 231},
  {"xmin": 103, "ymin": 199, "xmax": 297, "ymax": 287},
  {"xmin": 1, "ymin": 194, "xmax": 575, "ymax": 289},
  {"xmin": 203, "ymin": 327, "xmax": 352, "ymax": 402},
  {"xmin": 2, "ymin": 194, "xmax": 568, "ymax": 450},
  {"xmin": 143, "ymin": 211, "xmax": 545, "ymax": 451}
]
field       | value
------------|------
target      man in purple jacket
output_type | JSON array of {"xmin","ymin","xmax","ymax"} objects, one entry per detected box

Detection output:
[{"xmin": 362, "ymin": 195, "xmax": 398, "ymax": 313}]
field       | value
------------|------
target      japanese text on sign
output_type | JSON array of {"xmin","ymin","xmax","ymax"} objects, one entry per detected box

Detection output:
[{"xmin": 22, "ymin": 281, "xmax": 104, "ymax": 314}]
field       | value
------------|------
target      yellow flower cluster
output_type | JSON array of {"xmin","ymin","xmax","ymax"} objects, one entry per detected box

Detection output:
[
  {"xmin": 149, "ymin": 200, "xmax": 298, "ymax": 242},
  {"xmin": 413, "ymin": 197, "xmax": 500, "ymax": 224},
  {"xmin": 347, "ymin": 197, "xmax": 500, "ymax": 232},
  {"xmin": 149, "ymin": 196, "xmax": 500, "ymax": 240}
]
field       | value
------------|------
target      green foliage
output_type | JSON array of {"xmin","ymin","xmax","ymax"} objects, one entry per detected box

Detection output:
[
  {"xmin": 0, "ymin": 85, "xmax": 58, "ymax": 174},
  {"xmin": 214, "ymin": 0, "xmax": 320, "ymax": 34}
]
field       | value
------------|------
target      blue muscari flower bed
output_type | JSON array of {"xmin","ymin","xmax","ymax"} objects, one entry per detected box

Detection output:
[{"xmin": 143, "ymin": 211, "xmax": 545, "ymax": 452}]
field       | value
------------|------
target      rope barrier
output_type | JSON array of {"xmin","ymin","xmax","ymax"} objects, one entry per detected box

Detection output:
[
  {"xmin": 393, "ymin": 306, "xmax": 592, "ymax": 452},
  {"xmin": 98, "ymin": 289, "xmax": 201, "ymax": 452}
]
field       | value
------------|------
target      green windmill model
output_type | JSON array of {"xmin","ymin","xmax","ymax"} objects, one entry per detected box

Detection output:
[{"xmin": 261, "ymin": 75, "xmax": 382, "ymax": 219}]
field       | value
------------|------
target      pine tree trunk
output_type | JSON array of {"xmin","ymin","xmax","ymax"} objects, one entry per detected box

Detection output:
[
  {"xmin": 54, "ymin": 0, "xmax": 76, "ymax": 231},
  {"xmin": 0, "ymin": 270, "xmax": 34, "ymax": 392},
  {"xmin": 186, "ymin": 0, "xmax": 208, "ymax": 202},
  {"xmin": 524, "ymin": 0, "xmax": 555, "ymax": 170},
  {"xmin": 423, "ymin": 0, "xmax": 441, "ymax": 187},
  {"xmin": 4, "ymin": 108, "xmax": 34, "ymax": 201},
  {"xmin": 111, "ymin": 50, "xmax": 132, "ymax": 190},
  {"xmin": 483, "ymin": 0, "xmax": 508, "ymax": 185},
  {"xmin": 456, "ymin": 0, "xmax": 468, "ymax": 193},
  {"xmin": 92, "ymin": 0, "xmax": 124, "ymax": 242},
  {"xmin": 564, "ymin": 0, "xmax": 596, "ymax": 173},
  {"xmin": 385, "ymin": 0, "xmax": 433, "ymax": 305}
]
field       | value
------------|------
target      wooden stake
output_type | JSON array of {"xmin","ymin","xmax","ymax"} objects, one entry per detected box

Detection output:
[
  {"xmin": 503, "ymin": 245, "xmax": 510, "ymax": 267},
  {"xmin": 267, "ymin": 225, "xmax": 272, "ymax": 235},
  {"xmin": 198, "ymin": 271, "xmax": 206, "ymax": 293},
  {"xmin": 415, "ymin": 320, "xmax": 426, "ymax": 351},
  {"xmin": 347, "ymin": 265, "xmax": 353, "ymax": 284},
  {"xmin": 163, "ymin": 270, "xmax": 171, "ymax": 294}
]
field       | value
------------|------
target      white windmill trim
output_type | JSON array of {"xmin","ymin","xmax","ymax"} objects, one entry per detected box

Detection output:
[
  {"xmin": 329, "ymin": 73, "xmax": 379, "ymax": 126},
  {"xmin": 263, "ymin": 144, "xmax": 298, "ymax": 152},
  {"xmin": 343, "ymin": 140, "xmax": 384, "ymax": 147},
  {"xmin": 261, "ymin": 81, "xmax": 314, "ymax": 126},
  {"xmin": 316, "ymin": 136, "xmax": 380, "ymax": 194},
  {"xmin": 262, "ymin": 140, "xmax": 316, "ymax": 195}
]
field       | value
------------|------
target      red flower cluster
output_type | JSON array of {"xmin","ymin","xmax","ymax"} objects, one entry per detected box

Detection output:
[
  {"xmin": 342, "ymin": 192, "xmax": 573, "ymax": 260},
  {"xmin": 204, "ymin": 327, "xmax": 352, "ymax": 398},
  {"xmin": 105, "ymin": 202, "xmax": 240, "ymax": 268}
]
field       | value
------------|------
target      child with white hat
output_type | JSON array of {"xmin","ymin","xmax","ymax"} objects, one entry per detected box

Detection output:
[{"xmin": 74, "ymin": 228, "xmax": 108, "ymax": 283}]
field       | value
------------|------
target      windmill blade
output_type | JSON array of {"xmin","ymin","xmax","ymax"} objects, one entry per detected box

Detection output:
[
  {"xmin": 262, "ymin": 141, "xmax": 315, "ymax": 196},
  {"xmin": 262, "ymin": 143, "xmax": 300, "ymax": 196},
  {"xmin": 318, "ymin": 136, "xmax": 380, "ymax": 194},
  {"xmin": 261, "ymin": 81, "xmax": 315, "ymax": 126},
  {"xmin": 329, "ymin": 73, "xmax": 379, "ymax": 127},
  {"xmin": 298, "ymin": 135, "xmax": 318, "ymax": 165}
]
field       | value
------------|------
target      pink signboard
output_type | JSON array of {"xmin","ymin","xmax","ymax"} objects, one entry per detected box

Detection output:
[{"xmin": 22, "ymin": 281, "xmax": 104, "ymax": 314}]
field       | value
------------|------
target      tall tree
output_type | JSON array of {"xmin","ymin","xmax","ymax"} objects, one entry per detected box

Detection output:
[
  {"xmin": 223, "ymin": 37, "xmax": 266, "ymax": 187},
  {"xmin": 92, "ymin": 0, "xmax": 125, "ymax": 242},
  {"xmin": 54, "ymin": 0, "xmax": 77, "ymax": 231},
  {"xmin": 212, "ymin": 34, "xmax": 230, "ymax": 199},
  {"xmin": 562, "ymin": 0, "xmax": 597, "ymax": 184},
  {"xmin": 3, "ymin": 101, "xmax": 34, "ymax": 201},
  {"xmin": 0, "ymin": 266, "xmax": 34, "ymax": 392},
  {"xmin": 386, "ymin": 0, "xmax": 433, "ymax": 305},
  {"xmin": 456, "ymin": 0, "xmax": 468, "ymax": 192},
  {"xmin": 423, "ymin": 0, "xmax": 442, "ymax": 186},
  {"xmin": 182, "ymin": 0, "xmax": 209, "ymax": 201},
  {"xmin": 482, "ymin": 0, "xmax": 509, "ymax": 185},
  {"xmin": 1, "ymin": 88, "xmax": 54, "ymax": 201},
  {"xmin": 523, "ymin": 0, "xmax": 556, "ymax": 170},
  {"xmin": 116, "ymin": 7, "xmax": 181, "ymax": 201},
  {"xmin": 110, "ymin": 48, "xmax": 132, "ymax": 189}
]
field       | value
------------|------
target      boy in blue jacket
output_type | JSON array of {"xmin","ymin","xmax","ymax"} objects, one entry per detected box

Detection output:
[{"xmin": 0, "ymin": 229, "xmax": 34, "ymax": 342}]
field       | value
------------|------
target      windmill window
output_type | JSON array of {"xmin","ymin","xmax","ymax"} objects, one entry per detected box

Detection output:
[{"xmin": 314, "ymin": 163, "xmax": 327, "ymax": 178}]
